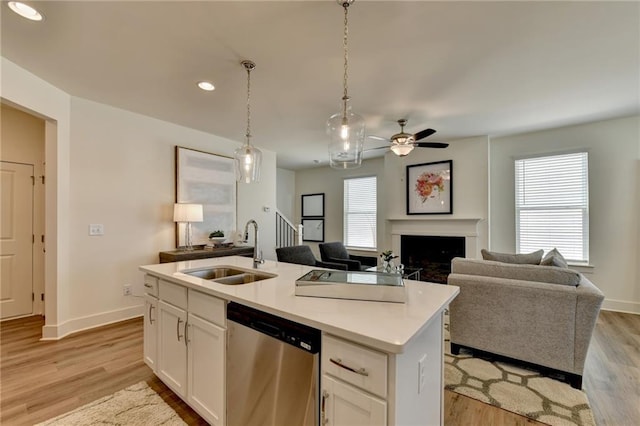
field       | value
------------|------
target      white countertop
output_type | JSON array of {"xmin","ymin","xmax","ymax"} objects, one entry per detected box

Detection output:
[{"xmin": 140, "ymin": 256, "xmax": 459, "ymax": 354}]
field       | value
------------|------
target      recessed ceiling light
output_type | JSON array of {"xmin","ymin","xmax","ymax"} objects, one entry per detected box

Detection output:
[
  {"xmin": 197, "ymin": 81, "xmax": 215, "ymax": 91},
  {"xmin": 8, "ymin": 2, "xmax": 44, "ymax": 21}
]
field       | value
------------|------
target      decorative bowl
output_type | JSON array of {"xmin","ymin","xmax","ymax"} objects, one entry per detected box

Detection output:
[{"xmin": 208, "ymin": 237, "xmax": 227, "ymax": 246}]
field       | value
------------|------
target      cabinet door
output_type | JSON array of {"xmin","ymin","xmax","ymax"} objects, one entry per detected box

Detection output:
[
  {"xmin": 187, "ymin": 313, "xmax": 226, "ymax": 426},
  {"xmin": 322, "ymin": 374, "xmax": 386, "ymax": 426},
  {"xmin": 158, "ymin": 300, "xmax": 187, "ymax": 398},
  {"xmin": 143, "ymin": 294, "xmax": 158, "ymax": 371}
]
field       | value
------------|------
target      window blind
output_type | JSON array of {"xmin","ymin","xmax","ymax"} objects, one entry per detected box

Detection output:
[
  {"xmin": 515, "ymin": 152, "xmax": 589, "ymax": 263},
  {"xmin": 343, "ymin": 176, "xmax": 377, "ymax": 250}
]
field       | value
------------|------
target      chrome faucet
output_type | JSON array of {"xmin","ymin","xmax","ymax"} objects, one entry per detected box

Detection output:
[{"xmin": 244, "ymin": 219, "xmax": 264, "ymax": 268}]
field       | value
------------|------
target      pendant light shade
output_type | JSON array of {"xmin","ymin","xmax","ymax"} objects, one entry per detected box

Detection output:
[
  {"xmin": 234, "ymin": 60, "xmax": 262, "ymax": 183},
  {"xmin": 328, "ymin": 100, "xmax": 365, "ymax": 169},
  {"xmin": 235, "ymin": 144, "xmax": 262, "ymax": 183},
  {"xmin": 328, "ymin": 0, "xmax": 364, "ymax": 170}
]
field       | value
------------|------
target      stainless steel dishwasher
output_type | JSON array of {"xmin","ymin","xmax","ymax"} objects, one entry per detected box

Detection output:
[{"xmin": 226, "ymin": 302, "xmax": 321, "ymax": 426}]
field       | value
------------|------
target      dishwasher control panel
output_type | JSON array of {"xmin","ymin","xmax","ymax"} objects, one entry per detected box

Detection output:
[{"xmin": 227, "ymin": 302, "xmax": 321, "ymax": 354}]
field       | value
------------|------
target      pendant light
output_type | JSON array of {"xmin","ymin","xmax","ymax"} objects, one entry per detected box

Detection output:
[
  {"xmin": 327, "ymin": 0, "xmax": 364, "ymax": 170},
  {"xmin": 234, "ymin": 60, "xmax": 262, "ymax": 183}
]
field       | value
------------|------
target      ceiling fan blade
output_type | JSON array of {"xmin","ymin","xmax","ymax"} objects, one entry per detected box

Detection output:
[
  {"xmin": 364, "ymin": 146, "xmax": 390, "ymax": 153},
  {"xmin": 414, "ymin": 128, "xmax": 437, "ymax": 141},
  {"xmin": 414, "ymin": 142, "xmax": 449, "ymax": 148},
  {"xmin": 367, "ymin": 135, "xmax": 389, "ymax": 141}
]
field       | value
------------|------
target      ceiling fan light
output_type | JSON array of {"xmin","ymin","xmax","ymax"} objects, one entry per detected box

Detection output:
[{"xmin": 390, "ymin": 144, "xmax": 414, "ymax": 156}]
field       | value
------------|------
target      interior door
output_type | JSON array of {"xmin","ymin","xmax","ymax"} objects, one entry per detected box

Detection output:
[{"xmin": 1, "ymin": 161, "xmax": 34, "ymax": 319}]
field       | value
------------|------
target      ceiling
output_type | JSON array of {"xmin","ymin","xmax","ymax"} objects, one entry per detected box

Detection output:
[{"xmin": 2, "ymin": 1, "xmax": 638, "ymax": 170}]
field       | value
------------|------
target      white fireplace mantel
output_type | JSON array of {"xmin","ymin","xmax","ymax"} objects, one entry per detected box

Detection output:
[{"xmin": 388, "ymin": 217, "xmax": 485, "ymax": 259}]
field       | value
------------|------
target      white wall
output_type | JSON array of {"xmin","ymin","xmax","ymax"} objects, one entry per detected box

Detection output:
[
  {"xmin": 384, "ymin": 137, "xmax": 490, "ymax": 257},
  {"xmin": 294, "ymin": 158, "xmax": 385, "ymax": 259},
  {"xmin": 1, "ymin": 58, "xmax": 276, "ymax": 338},
  {"xmin": 276, "ymin": 168, "xmax": 295, "ymax": 220},
  {"xmin": 294, "ymin": 138, "xmax": 490, "ymax": 261},
  {"xmin": 491, "ymin": 115, "xmax": 640, "ymax": 313},
  {"xmin": 1, "ymin": 57, "xmax": 71, "ymax": 331}
]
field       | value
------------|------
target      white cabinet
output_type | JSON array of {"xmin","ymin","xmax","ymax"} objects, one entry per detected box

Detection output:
[
  {"xmin": 187, "ymin": 313, "xmax": 225, "ymax": 426},
  {"xmin": 322, "ymin": 375, "xmax": 386, "ymax": 426},
  {"xmin": 321, "ymin": 334, "xmax": 388, "ymax": 426},
  {"xmin": 158, "ymin": 300, "xmax": 188, "ymax": 398},
  {"xmin": 143, "ymin": 294, "xmax": 158, "ymax": 370},
  {"xmin": 145, "ymin": 277, "xmax": 226, "ymax": 426}
]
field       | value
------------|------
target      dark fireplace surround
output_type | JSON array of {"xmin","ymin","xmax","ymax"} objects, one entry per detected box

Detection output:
[{"xmin": 401, "ymin": 235, "xmax": 465, "ymax": 284}]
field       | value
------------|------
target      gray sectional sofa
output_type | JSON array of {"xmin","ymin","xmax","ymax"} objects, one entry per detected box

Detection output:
[{"xmin": 447, "ymin": 256, "xmax": 604, "ymax": 389}]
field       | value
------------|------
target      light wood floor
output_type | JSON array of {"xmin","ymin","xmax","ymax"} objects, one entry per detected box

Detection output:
[{"xmin": 1, "ymin": 310, "xmax": 638, "ymax": 426}]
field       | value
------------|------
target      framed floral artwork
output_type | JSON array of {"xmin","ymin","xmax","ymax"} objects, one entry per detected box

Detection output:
[{"xmin": 406, "ymin": 160, "xmax": 453, "ymax": 214}]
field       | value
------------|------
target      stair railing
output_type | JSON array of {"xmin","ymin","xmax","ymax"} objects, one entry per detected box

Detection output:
[{"xmin": 275, "ymin": 209, "xmax": 303, "ymax": 248}]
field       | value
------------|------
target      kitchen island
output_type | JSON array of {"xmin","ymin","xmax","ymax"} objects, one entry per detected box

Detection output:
[{"xmin": 140, "ymin": 255, "xmax": 459, "ymax": 426}]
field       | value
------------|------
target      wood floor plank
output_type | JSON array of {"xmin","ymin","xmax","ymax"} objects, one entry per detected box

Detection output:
[{"xmin": 1, "ymin": 310, "xmax": 638, "ymax": 425}]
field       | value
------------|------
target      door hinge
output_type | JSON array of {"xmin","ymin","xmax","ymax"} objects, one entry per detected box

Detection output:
[
  {"xmin": 31, "ymin": 175, "xmax": 35, "ymax": 185},
  {"xmin": 41, "ymin": 293, "xmax": 45, "ymax": 301},
  {"xmin": 32, "ymin": 293, "xmax": 35, "ymax": 301},
  {"xmin": 41, "ymin": 235, "xmax": 45, "ymax": 243},
  {"xmin": 32, "ymin": 234, "xmax": 35, "ymax": 244},
  {"xmin": 40, "ymin": 175, "xmax": 45, "ymax": 184}
]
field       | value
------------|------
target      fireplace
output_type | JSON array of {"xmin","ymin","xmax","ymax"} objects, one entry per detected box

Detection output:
[{"xmin": 401, "ymin": 235, "xmax": 465, "ymax": 284}]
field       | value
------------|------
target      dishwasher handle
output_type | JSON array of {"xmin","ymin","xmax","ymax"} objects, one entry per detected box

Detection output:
[{"xmin": 253, "ymin": 320, "xmax": 281, "ymax": 338}]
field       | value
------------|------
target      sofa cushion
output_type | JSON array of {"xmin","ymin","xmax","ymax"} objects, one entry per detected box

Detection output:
[
  {"xmin": 481, "ymin": 249, "xmax": 544, "ymax": 265},
  {"xmin": 540, "ymin": 248, "xmax": 569, "ymax": 268},
  {"xmin": 451, "ymin": 258, "xmax": 581, "ymax": 286}
]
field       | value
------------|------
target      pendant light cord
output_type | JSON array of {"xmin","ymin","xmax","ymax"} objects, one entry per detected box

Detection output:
[
  {"xmin": 245, "ymin": 64, "xmax": 252, "ymax": 145},
  {"xmin": 342, "ymin": 2, "xmax": 350, "ymax": 118}
]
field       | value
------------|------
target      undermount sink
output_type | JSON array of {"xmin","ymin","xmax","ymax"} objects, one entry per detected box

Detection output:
[
  {"xmin": 184, "ymin": 267, "xmax": 246, "ymax": 280},
  {"xmin": 182, "ymin": 266, "xmax": 276, "ymax": 285},
  {"xmin": 214, "ymin": 272, "xmax": 276, "ymax": 285}
]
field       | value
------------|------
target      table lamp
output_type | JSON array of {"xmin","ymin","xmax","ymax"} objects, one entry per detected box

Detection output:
[{"xmin": 174, "ymin": 203, "xmax": 203, "ymax": 251}]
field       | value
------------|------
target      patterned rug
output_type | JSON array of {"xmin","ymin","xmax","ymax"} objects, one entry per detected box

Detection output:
[
  {"xmin": 444, "ymin": 314, "xmax": 596, "ymax": 426},
  {"xmin": 36, "ymin": 381, "xmax": 186, "ymax": 426}
]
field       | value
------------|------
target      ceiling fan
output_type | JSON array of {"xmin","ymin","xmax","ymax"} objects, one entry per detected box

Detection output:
[{"xmin": 367, "ymin": 119, "xmax": 449, "ymax": 156}]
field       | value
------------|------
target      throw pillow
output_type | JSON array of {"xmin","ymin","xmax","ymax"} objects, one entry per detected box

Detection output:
[
  {"xmin": 540, "ymin": 248, "xmax": 569, "ymax": 268},
  {"xmin": 480, "ymin": 249, "xmax": 544, "ymax": 264}
]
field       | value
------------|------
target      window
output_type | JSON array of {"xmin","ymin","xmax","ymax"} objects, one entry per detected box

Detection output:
[
  {"xmin": 343, "ymin": 176, "xmax": 377, "ymax": 250},
  {"xmin": 515, "ymin": 152, "xmax": 589, "ymax": 263}
]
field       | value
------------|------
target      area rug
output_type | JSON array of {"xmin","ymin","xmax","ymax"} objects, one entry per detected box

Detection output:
[
  {"xmin": 444, "ymin": 315, "xmax": 596, "ymax": 426},
  {"xmin": 36, "ymin": 381, "xmax": 186, "ymax": 426}
]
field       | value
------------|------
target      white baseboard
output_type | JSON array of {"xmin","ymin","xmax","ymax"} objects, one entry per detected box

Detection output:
[
  {"xmin": 602, "ymin": 298, "xmax": 640, "ymax": 315},
  {"xmin": 41, "ymin": 304, "xmax": 144, "ymax": 340}
]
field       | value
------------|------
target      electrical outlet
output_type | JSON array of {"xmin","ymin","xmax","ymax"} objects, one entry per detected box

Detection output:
[
  {"xmin": 123, "ymin": 285, "xmax": 132, "ymax": 296},
  {"xmin": 418, "ymin": 354, "xmax": 427, "ymax": 393},
  {"xmin": 89, "ymin": 224, "xmax": 104, "ymax": 236}
]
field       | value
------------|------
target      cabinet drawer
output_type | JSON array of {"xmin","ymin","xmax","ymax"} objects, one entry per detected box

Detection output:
[
  {"xmin": 322, "ymin": 334, "xmax": 388, "ymax": 398},
  {"xmin": 143, "ymin": 275, "xmax": 158, "ymax": 297},
  {"xmin": 159, "ymin": 280, "xmax": 187, "ymax": 309},
  {"xmin": 188, "ymin": 289, "xmax": 226, "ymax": 327}
]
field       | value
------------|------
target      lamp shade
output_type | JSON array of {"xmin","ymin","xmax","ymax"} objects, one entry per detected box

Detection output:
[{"xmin": 173, "ymin": 203, "xmax": 203, "ymax": 223}]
